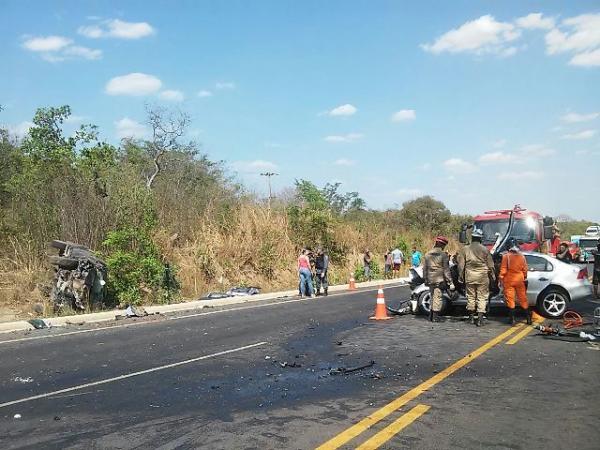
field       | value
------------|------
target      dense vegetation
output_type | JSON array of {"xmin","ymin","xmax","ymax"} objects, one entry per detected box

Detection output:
[{"xmin": 0, "ymin": 105, "xmax": 593, "ymax": 317}]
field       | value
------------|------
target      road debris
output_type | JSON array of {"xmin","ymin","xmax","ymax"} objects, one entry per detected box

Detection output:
[
  {"xmin": 12, "ymin": 376, "xmax": 33, "ymax": 383},
  {"xmin": 279, "ymin": 361, "xmax": 302, "ymax": 368},
  {"xmin": 28, "ymin": 319, "xmax": 51, "ymax": 329},
  {"xmin": 13, "ymin": 414, "xmax": 21, "ymax": 419},
  {"xmin": 329, "ymin": 360, "xmax": 375, "ymax": 376}
]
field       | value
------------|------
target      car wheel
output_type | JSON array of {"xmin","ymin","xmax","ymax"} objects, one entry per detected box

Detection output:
[
  {"xmin": 537, "ymin": 288, "xmax": 569, "ymax": 318},
  {"xmin": 417, "ymin": 290, "xmax": 447, "ymax": 316}
]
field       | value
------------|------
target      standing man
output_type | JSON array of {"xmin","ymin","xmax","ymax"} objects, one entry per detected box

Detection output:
[
  {"xmin": 499, "ymin": 238, "xmax": 530, "ymax": 325},
  {"xmin": 423, "ymin": 236, "xmax": 453, "ymax": 322},
  {"xmin": 391, "ymin": 247, "xmax": 404, "ymax": 278},
  {"xmin": 457, "ymin": 229, "xmax": 495, "ymax": 327},
  {"xmin": 384, "ymin": 249, "xmax": 392, "ymax": 279},
  {"xmin": 314, "ymin": 247, "xmax": 329, "ymax": 296},
  {"xmin": 592, "ymin": 243, "xmax": 600, "ymax": 299},
  {"xmin": 411, "ymin": 245, "xmax": 422, "ymax": 268},
  {"xmin": 363, "ymin": 249, "xmax": 372, "ymax": 281}
]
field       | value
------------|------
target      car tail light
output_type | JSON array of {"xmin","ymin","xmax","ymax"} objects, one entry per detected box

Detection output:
[{"xmin": 577, "ymin": 267, "xmax": 588, "ymax": 280}]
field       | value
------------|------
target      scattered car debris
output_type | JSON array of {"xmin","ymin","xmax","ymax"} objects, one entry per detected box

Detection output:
[
  {"xmin": 329, "ymin": 360, "xmax": 375, "ymax": 376},
  {"xmin": 28, "ymin": 319, "xmax": 51, "ymax": 329},
  {"xmin": 226, "ymin": 286, "xmax": 261, "ymax": 297},
  {"xmin": 12, "ymin": 377, "xmax": 33, "ymax": 383},
  {"xmin": 279, "ymin": 361, "xmax": 302, "ymax": 368},
  {"xmin": 125, "ymin": 305, "xmax": 148, "ymax": 317},
  {"xmin": 13, "ymin": 414, "xmax": 21, "ymax": 419},
  {"xmin": 48, "ymin": 240, "xmax": 107, "ymax": 312}
]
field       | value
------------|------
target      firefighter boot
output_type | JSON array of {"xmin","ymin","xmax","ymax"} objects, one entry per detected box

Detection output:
[
  {"xmin": 467, "ymin": 311, "xmax": 475, "ymax": 324},
  {"xmin": 526, "ymin": 308, "xmax": 532, "ymax": 325},
  {"xmin": 508, "ymin": 308, "xmax": 516, "ymax": 325},
  {"xmin": 475, "ymin": 312, "xmax": 484, "ymax": 327}
]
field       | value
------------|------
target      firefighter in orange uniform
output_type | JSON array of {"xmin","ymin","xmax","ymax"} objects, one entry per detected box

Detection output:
[{"xmin": 499, "ymin": 238, "xmax": 531, "ymax": 325}]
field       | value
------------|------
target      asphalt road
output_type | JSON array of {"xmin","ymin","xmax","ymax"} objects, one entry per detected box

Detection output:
[{"xmin": 1, "ymin": 285, "xmax": 599, "ymax": 449}]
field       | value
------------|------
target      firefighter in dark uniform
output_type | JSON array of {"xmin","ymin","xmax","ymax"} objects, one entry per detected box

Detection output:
[{"xmin": 314, "ymin": 247, "xmax": 329, "ymax": 296}]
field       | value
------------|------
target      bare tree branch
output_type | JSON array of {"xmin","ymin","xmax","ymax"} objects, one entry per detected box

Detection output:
[{"xmin": 145, "ymin": 104, "xmax": 190, "ymax": 189}]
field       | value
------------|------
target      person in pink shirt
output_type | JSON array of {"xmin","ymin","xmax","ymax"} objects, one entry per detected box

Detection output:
[{"xmin": 298, "ymin": 249, "xmax": 315, "ymax": 298}]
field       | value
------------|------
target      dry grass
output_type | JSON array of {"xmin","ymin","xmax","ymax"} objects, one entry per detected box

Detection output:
[{"xmin": 0, "ymin": 203, "xmax": 447, "ymax": 317}]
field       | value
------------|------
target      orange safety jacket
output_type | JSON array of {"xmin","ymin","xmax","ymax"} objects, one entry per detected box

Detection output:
[{"xmin": 499, "ymin": 252, "xmax": 528, "ymax": 283}]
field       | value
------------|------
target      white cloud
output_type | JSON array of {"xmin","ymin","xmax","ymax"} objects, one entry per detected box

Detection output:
[
  {"xmin": 62, "ymin": 45, "xmax": 102, "ymax": 60},
  {"xmin": 545, "ymin": 14, "xmax": 600, "ymax": 67},
  {"xmin": 105, "ymin": 73, "xmax": 162, "ymax": 96},
  {"xmin": 561, "ymin": 111, "xmax": 599, "ymax": 123},
  {"xmin": 324, "ymin": 133, "xmax": 364, "ymax": 143},
  {"xmin": 421, "ymin": 15, "xmax": 521, "ymax": 56},
  {"xmin": 334, "ymin": 158, "xmax": 356, "ymax": 166},
  {"xmin": 232, "ymin": 160, "xmax": 278, "ymax": 173},
  {"xmin": 159, "ymin": 89, "xmax": 184, "ymax": 102},
  {"xmin": 497, "ymin": 171, "xmax": 544, "ymax": 181},
  {"xmin": 22, "ymin": 35, "xmax": 101, "ymax": 62},
  {"xmin": 479, "ymin": 151, "xmax": 522, "ymax": 165},
  {"xmin": 78, "ymin": 19, "xmax": 155, "ymax": 39},
  {"xmin": 22, "ymin": 35, "xmax": 72, "ymax": 52},
  {"xmin": 515, "ymin": 13, "xmax": 555, "ymax": 30},
  {"xmin": 115, "ymin": 117, "xmax": 148, "ymax": 139},
  {"xmin": 6, "ymin": 121, "xmax": 34, "ymax": 139},
  {"xmin": 569, "ymin": 48, "xmax": 600, "ymax": 67},
  {"xmin": 561, "ymin": 129, "xmax": 597, "ymax": 140},
  {"xmin": 396, "ymin": 188, "xmax": 423, "ymax": 197},
  {"xmin": 420, "ymin": 163, "xmax": 431, "ymax": 171},
  {"xmin": 521, "ymin": 144, "xmax": 556, "ymax": 157},
  {"xmin": 391, "ymin": 109, "xmax": 416, "ymax": 122},
  {"xmin": 328, "ymin": 104, "xmax": 357, "ymax": 117},
  {"xmin": 197, "ymin": 90, "xmax": 213, "ymax": 98},
  {"xmin": 443, "ymin": 158, "xmax": 478, "ymax": 174},
  {"xmin": 215, "ymin": 81, "xmax": 236, "ymax": 90}
]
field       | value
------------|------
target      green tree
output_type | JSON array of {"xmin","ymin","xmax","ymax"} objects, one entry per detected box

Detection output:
[{"xmin": 399, "ymin": 196, "xmax": 451, "ymax": 233}]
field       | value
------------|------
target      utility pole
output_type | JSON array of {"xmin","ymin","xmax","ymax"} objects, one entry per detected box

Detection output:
[{"xmin": 260, "ymin": 172, "xmax": 278, "ymax": 211}]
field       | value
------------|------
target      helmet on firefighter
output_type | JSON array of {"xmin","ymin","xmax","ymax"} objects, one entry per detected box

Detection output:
[
  {"xmin": 507, "ymin": 237, "xmax": 520, "ymax": 252},
  {"xmin": 471, "ymin": 228, "xmax": 483, "ymax": 239}
]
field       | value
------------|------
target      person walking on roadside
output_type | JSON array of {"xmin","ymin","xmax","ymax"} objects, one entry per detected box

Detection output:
[
  {"xmin": 411, "ymin": 245, "xmax": 422, "ymax": 268},
  {"xmin": 363, "ymin": 249, "xmax": 372, "ymax": 281},
  {"xmin": 314, "ymin": 247, "xmax": 329, "ymax": 296},
  {"xmin": 499, "ymin": 238, "xmax": 530, "ymax": 325},
  {"xmin": 391, "ymin": 247, "xmax": 404, "ymax": 278},
  {"xmin": 423, "ymin": 236, "xmax": 453, "ymax": 322},
  {"xmin": 457, "ymin": 229, "xmax": 495, "ymax": 327},
  {"xmin": 298, "ymin": 249, "xmax": 315, "ymax": 298},
  {"xmin": 384, "ymin": 249, "xmax": 393, "ymax": 279}
]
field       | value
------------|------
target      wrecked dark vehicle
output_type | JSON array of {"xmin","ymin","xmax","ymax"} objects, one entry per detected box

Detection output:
[{"xmin": 48, "ymin": 240, "xmax": 108, "ymax": 312}]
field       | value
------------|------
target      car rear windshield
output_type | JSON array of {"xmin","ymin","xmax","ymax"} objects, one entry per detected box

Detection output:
[
  {"xmin": 476, "ymin": 219, "xmax": 535, "ymax": 244},
  {"xmin": 579, "ymin": 238, "xmax": 599, "ymax": 249}
]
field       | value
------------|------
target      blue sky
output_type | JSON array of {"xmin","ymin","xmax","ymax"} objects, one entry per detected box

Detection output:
[{"xmin": 2, "ymin": 0, "xmax": 599, "ymax": 220}]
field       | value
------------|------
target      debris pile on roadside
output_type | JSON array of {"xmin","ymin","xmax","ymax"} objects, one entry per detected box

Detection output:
[
  {"xmin": 533, "ymin": 308, "xmax": 600, "ymax": 343},
  {"xmin": 48, "ymin": 240, "xmax": 108, "ymax": 312},
  {"xmin": 199, "ymin": 286, "xmax": 261, "ymax": 300}
]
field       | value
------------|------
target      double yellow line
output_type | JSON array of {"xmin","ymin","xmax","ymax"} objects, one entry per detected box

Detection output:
[{"xmin": 317, "ymin": 323, "xmax": 527, "ymax": 449}]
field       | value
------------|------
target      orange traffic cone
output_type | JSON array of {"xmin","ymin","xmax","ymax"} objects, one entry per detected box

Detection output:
[
  {"xmin": 349, "ymin": 274, "xmax": 357, "ymax": 291},
  {"xmin": 370, "ymin": 286, "xmax": 392, "ymax": 320}
]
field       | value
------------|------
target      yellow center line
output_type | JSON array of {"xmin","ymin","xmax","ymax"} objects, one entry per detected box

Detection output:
[
  {"xmin": 506, "ymin": 316, "xmax": 544, "ymax": 345},
  {"xmin": 316, "ymin": 323, "xmax": 526, "ymax": 450},
  {"xmin": 355, "ymin": 404, "xmax": 431, "ymax": 450}
]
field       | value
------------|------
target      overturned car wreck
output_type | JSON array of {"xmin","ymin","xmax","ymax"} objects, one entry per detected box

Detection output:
[{"xmin": 48, "ymin": 240, "xmax": 108, "ymax": 312}]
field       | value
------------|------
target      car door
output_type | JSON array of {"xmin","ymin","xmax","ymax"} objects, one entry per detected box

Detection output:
[{"xmin": 524, "ymin": 255, "xmax": 553, "ymax": 304}]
